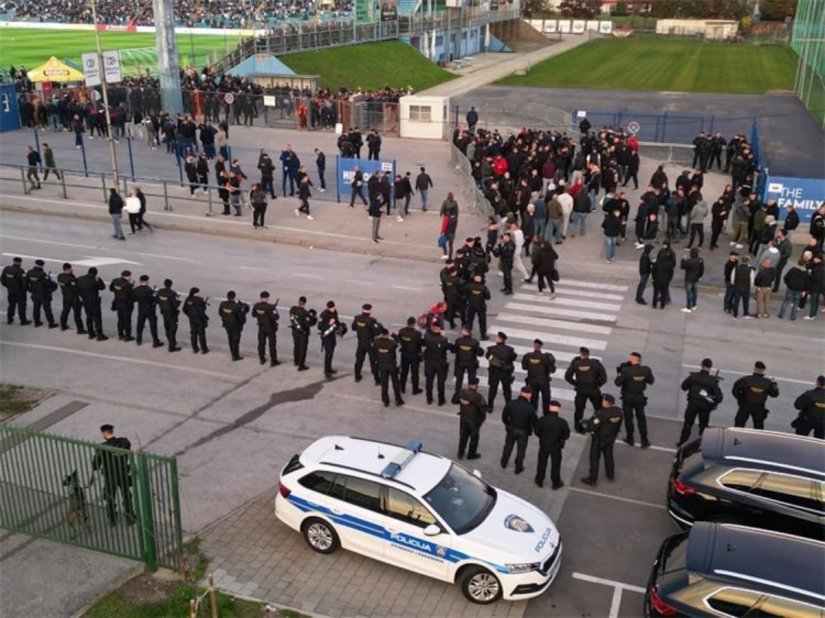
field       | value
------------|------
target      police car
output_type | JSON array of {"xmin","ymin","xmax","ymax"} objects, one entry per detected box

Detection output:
[{"xmin": 275, "ymin": 436, "xmax": 562, "ymax": 604}]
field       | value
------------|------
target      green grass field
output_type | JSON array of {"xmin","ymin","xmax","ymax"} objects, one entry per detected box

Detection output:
[
  {"xmin": 497, "ymin": 37, "xmax": 797, "ymax": 94},
  {"xmin": 279, "ymin": 41, "xmax": 456, "ymax": 91}
]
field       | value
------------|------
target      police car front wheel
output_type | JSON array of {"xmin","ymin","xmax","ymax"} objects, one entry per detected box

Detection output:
[
  {"xmin": 301, "ymin": 518, "xmax": 340, "ymax": 554},
  {"xmin": 461, "ymin": 566, "xmax": 502, "ymax": 604}
]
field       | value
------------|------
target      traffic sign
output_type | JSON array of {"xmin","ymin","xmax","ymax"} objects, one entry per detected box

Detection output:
[
  {"xmin": 103, "ymin": 51, "xmax": 122, "ymax": 84},
  {"xmin": 223, "ymin": 92, "xmax": 235, "ymax": 105},
  {"xmin": 82, "ymin": 52, "xmax": 101, "ymax": 87},
  {"xmin": 627, "ymin": 120, "xmax": 641, "ymax": 134}
]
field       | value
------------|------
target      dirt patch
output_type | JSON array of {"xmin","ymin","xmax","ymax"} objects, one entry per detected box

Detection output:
[{"xmin": 0, "ymin": 383, "xmax": 50, "ymax": 417}]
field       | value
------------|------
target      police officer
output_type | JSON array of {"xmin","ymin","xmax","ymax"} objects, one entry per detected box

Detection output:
[
  {"xmin": 398, "ymin": 317, "xmax": 423, "ymax": 395},
  {"xmin": 218, "ymin": 291, "xmax": 248, "ymax": 361},
  {"xmin": 352, "ymin": 303, "xmax": 381, "ymax": 384},
  {"xmin": 57, "ymin": 263, "xmax": 85, "ymax": 334},
  {"xmin": 457, "ymin": 377, "xmax": 487, "ymax": 460},
  {"xmin": 374, "ymin": 328, "xmax": 404, "ymax": 407},
  {"xmin": 423, "ymin": 322, "xmax": 451, "ymax": 406},
  {"xmin": 580, "ymin": 393, "xmax": 623, "ymax": 486},
  {"xmin": 155, "ymin": 279, "xmax": 182, "ymax": 352},
  {"xmin": 289, "ymin": 296, "xmax": 316, "ymax": 371},
  {"xmin": 109, "ymin": 270, "xmax": 135, "ymax": 341},
  {"xmin": 500, "ymin": 386, "xmax": 536, "ymax": 474},
  {"xmin": 318, "ymin": 300, "xmax": 341, "ymax": 378},
  {"xmin": 441, "ymin": 262, "xmax": 465, "ymax": 330},
  {"xmin": 792, "ymin": 375, "xmax": 825, "ymax": 439},
  {"xmin": 451, "ymin": 325, "xmax": 483, "ymax": 404},
  {"xmin": 75, "ymin": 267, "xmax": 107, "ymax": 341},
  {"xmin": 465, "ymin": 273, "xmax": 490, "ymax": 340},
  {"xmin": 486, "ymin": 331, "xmax": 518, "ymax": 411},
  {"xmin": 2, "ymin": 256, "xmax": 30, "ymax": 325},
  {"xmin": 534, "ymin": 400, "xmax": 570, "ymax": 489},
  {"xmin": 522, "ymin": 339, "xmax": 556, "ymax": 413},
  {"xmin": 132, "ymin": 275, "xmax": 163, "ymax": 348},
  {"xmin": 92, "ymin": 424, "xmax": 135, "ymax": 526},
  {"xmin": 677, "ymin": 358, "xmax": 723, "ymax": 446},
  {"xmin": 252, "ymin": 291, "xmax": 280, "ymax": 367},
  {"xmin": 565, "ymin": 347, "xmax": 607, "ymax": 432},
  {"xmin": 182, "ymin": 287, "xmax": 209, "ymax": 354},
  {"xmin": 732, "ymin": 361, "xmax": 779, "ymax": 430},
  {"xmin": 615, "ymin": 352, "xmax": 655, "ymax": 448},
  {"xmin": 26, "ymin": 259, "xmax": 58, "ymax": 328}
]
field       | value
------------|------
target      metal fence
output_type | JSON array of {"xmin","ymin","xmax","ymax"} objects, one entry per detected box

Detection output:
[
  {"xmin": 0, "ymin": 425, "xmax": 182, "ymax": 571},
  {"xmin": 449, "ymin": 142, "xmax": 492, "ymax": 218}
]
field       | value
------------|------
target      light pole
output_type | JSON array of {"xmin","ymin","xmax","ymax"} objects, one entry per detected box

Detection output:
[{"xmin": 90, "ymin": 0, "xmax": 120, "ymax": 184}]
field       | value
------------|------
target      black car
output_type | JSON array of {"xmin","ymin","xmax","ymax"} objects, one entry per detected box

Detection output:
[
  {"xmin": 667, "ymin": 427, "xmax": 824, "ymax": 540},
  {"xmin": 645, "ymin": 522, "xmax": 825, "ymax": 617}
]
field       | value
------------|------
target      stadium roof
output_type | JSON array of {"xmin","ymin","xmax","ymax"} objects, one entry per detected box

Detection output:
[{"xmin": 228, "ymin": 54, "xmax": 295, "ymax": 77}]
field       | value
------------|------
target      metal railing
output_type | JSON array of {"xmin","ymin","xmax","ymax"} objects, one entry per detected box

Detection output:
[
  {"xmin": 449, "ymin": 142, "xmax": 493, "ymax": 219},
  {"xmin": 0, "ymin": 425, "xmax": 182, "ymax": 571}
]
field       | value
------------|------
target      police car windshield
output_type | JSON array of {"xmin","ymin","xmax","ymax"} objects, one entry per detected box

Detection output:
[{"xmin": 423, "ymin": 464, "xmax": 495, "ymax": 535}]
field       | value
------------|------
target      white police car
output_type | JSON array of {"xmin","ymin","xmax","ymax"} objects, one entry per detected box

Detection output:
[{"xmin": 275, "ymin": 436, "xmax": 562, "ymax": 604}]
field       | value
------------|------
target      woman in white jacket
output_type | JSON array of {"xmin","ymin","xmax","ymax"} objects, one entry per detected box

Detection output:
[{"xmin": 124, "ymin": 190, "xmax": 142, "ymax": 235}]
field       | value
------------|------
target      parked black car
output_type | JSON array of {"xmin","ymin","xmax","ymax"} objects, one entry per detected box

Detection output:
[
  {"xmin": 645, "ymin": 521, "xmax": 824, "ymax": 617},
  {"xmin": 667, "ymin": 427, "xmax": 824, "ymax": 540}
]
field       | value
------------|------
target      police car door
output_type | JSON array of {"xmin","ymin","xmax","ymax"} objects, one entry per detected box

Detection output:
[
  {"xmin": 326, "ymin": 475, "xmax": 389, "ymax": 556},
  {"xmin": 383, "ymin": 486, "xmax": 452, "ymax": 580}
]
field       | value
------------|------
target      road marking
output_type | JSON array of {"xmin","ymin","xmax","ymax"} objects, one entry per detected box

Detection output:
[
  {"xmin": 511, "ymin": 293, "xmax": 621, "ymax": 312},
  {"xmin": 616, "ymin": 440, "xmax": 677, "ymax": 454},
  {"xmin": 1, "ymin": 253, "xmax": 66, "ymax": 265},
  {"xmin": 1, "ymin": 252, "xmax": 141, "ymax": 268},
  {"xmin": 546, "ymin": 288, "xmax": 625, "ymax": 301},
  {"xmin": 504, "ymin": 301, "xmax": 618, "ymax": 323},
  {"xmin": 345, "ymin": 279, "xmax": 371, "ymax": 285},
  {"xmin": 487, "ymin": 325, "xmax": 607, "ymax": 350},
  {"xmin": 292, "ymin": 273, "xmax": 322, "ymax": 279},
  {"xmin": 497, "ymin": 343, "xmax": 601, "ymax": 363},
  {"xmin": 555, "ymin": 280, "xmax": 629, "ymax": 292},
  {"xmin": 473, "ymin": 378, "xmax": 577, "ymax": 401},
  {"xmin": 0, "ymin": 234, "xmax": 98, "ymax": 250},
  {"xmin": 1, "ymin": 233, "xmax": 195, "ymax": 263},
  {"xmin": 568, "ymin": 486, "xmax": 666, "ymax": 510},
  {"xmin": 680, "ymin": 364, "xmax": 814, "ymax": 386},
  {"xmin": 117, "ymin": 250, "xmax": 195, "ymax": 262},
  {"xmin": 391, "ymin": 285, "xmax": 423, "ymax": 292},
  {"xmin": 572, "ymin": 572, "xmax": 646, "ymax": 618},
  {"xmin": 239, "ymin": 266, "xmax": 271, "ymax": 272},
  {"xmin": 496, "ymin": 313, "xmax": 613, "ymax": 336}
]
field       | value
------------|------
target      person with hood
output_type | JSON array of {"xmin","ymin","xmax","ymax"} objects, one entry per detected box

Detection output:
[
  {"xmin": 651, "ymin": 241, "xmax": 675, "ymax": 309},
  {"xmin": 636, "ymin": 244, "xmax": 654, "ymax": 305},
  {"xmin": 687, "ymin": 199, "xmax": 708, "ymax": 249},
  {"xmin": 680, "ymin": 247, "xmax": 704, "ymax": 312},
  {"xmin": 439, "ymin": 192, "xmax": 459, "ymax": 260},
  {"xmin": 730, "ymin": 254, "xmax": 755, "ymax": 319},
  {"xmin": 108, "ymin": 188, "xmax": 126, "ymax": 240}
]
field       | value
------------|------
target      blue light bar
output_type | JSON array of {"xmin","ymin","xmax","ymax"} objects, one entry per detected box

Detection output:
[{"xmin": 380, "ymin": 440, "xmax": 424, "ymax": 478}]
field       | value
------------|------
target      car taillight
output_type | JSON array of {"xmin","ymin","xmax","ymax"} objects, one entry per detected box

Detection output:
[
  {"xmin": 671, "ymin": 476, "xmax": 695, "ymax": 496},
  {"xmin": 278, "ymin": 481, "xmax": 291, "ymax": 498},
  {"xmin": 649, "ymin": 587, "xmax": 678, "ymax": 616}
]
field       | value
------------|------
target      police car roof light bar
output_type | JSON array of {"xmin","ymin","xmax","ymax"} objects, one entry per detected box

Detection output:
[{"xmin": 380, "ymin": 440, "xmax": 423, "ymax": 478}]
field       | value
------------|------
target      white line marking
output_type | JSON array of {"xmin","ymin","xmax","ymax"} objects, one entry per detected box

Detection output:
[
  {"xmin": 1, "ymin": 253, "xmax": 66, "ymax": 265},
  {"xmin": 555, "ymin": 280, "xmax": 629, "ymax": 292},
  {"xmin": 504, "ymin": 301, "xmax": 618, "ymax": 323},
  {"xmin": 498, "ymin": 343, "xmax": 601, "ymax": 363},
  {"xmin": 345, "ymin": 279, "xmax": 371, "ymax": 285},
  {"xmin": 496, "ymin": 313, "xmax": 613, "ymax": 336},
  {"xmin": 609, "ymin": 586, "xmax": 623, "ymax": 618},
  {"xmin": 292, "ymin": 273, "xmax": 322, "ymax": 279},
  {"xmin": 487, "ymin": 325, "xmax": 607, "ymax": 350},
  {"xmin": 545, "ymin": 288, "xmax": 625, "ymax": 301},
  {"xmin": 473, "ymin": 377, "xmax": 577, "ymax": 401},
  {"xmin": 239, "ymin": 266, "xmax": 271, "ymax": 272},
  {"xmin": 572, "ymin": 572, "xmax": 646, "ymax": 594},
  {"xmin": 117, "ymin": 250, "xmax": 195, "ymax": 262},
  {"xmin": 616, "ymin": 440, "xmax": 677, "ymax": 454},
  {"xmin": 0, "ymin": 234, "xmax": 98, "ymax": 250},
  {"xmin": 391, "ymin": 285, "xmax": 423, "ymax": 292},
  {"xmin": 568, "ymin": 486, "xmax": 666, "ymax": 511},
  {"xmin": 680, "ymin": 364, "xmax": 814, "ymax": 386},
  {"xmin": 512, "ymin": 293, "xmax": 620, "ymax": 312}
]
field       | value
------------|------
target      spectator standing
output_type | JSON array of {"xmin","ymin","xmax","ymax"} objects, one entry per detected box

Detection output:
[
  {"xmin": 108, "ymin": 188, "xmax": 126, "ymax": 240},
  {"xmin": 636, "ymin": 244, "xmax": 653, "ymax": 304},
  {"xmin": 687, "ymin": 199, "xmax": 708, "ymax": 248},
  {"xmin": 415, "ymin": 167, "xmax": 433, "ymax": 211},
  {"xmin": 26, "ymin": 146, "xmax": 41, "ymax": 190},
  {"xmin": 754, "ymin": 258, "xmax": 775, "ymax": 318},
  {"xmin": 804, "ymin": 254, "xmax": 824, "ymax": 320},
  {"xmin": 296, "ymin": 175, "xmax": 314, "ymax": 221},
  {"xmin": 439, "ymin": 193, "xmax": 459, "ymax": 259},
  {"xmin": 72, "ymin": 114, "xmax": 84, "ymax": 149},
  {"xmin": 680, "ymin": 247, "xmax": 704, "ymax": 313},
  {"xmin": 557, "ymin": 186, "xmax": 573, "ymax": 240},
  {"xmin": 314, "ymin": 148, "xmax": 326, "ymax": 192},
  {"xmin": 777, "ymin": 260, "xmax": 807, "ymax": 320},
  {"xmin": 730, "ymin": 255, "xmax": 755, "ymax": 319},
  {"xmin": 42, "ymin": 143, "xmax": 61, "ymax": 181},
  {"xmin": 250, "ymin": 183, "xmax": 268, "ymax": 229},
  {"xmin": 466, "ymin": 106, "xmax": 478, "ymax": 134},
  {"xmin": 602, "ymin": 208, "xmax": 621, "ymax": 263},
  {"xmin": 124, "ymin": 191, "xmax": 142, "ymax": 235}
]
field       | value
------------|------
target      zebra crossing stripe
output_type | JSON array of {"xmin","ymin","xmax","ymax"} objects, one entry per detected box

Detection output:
[
  {"xmin": 495, "ymin": 313, "xmax": 613, "ymax": 336},
  {"xmin": 487, "ymin": 325, "xmax": 608, "ymax": 351},
  {"xmin": 511, "ymin": 293, "xmax": 621, "ymax": 312},
  {"xmin": 538, "ymin": 287, "xmax": 625, "ymax": 301},
  {"xmin": 552, "ymin": 280, "xmax": 629, "ymax": 292},
  {"xmin": 485, "ymin": 344, "xmax": 601, "ymax": 364},
  {"xmin": 503, "ymin": 302, "xmax": 618, "ymax": 323},
  {"xmin": 474, "ymin": 380, "xmax": 577, "ymax": 401}
]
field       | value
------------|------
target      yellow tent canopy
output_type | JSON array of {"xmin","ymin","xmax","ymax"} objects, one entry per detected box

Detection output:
[{"xmin": 27, "ymin": 56, "xmax": 84, "ymax": 83}]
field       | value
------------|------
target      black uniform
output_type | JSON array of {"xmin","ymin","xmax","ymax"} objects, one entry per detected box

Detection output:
[
  {"xmin": 614, "ymin": 362, "xmax": 655, "ymax": 445},
  {"xmin": 398, "ymin": 326, "xmax": 423, "ymax": 394},
  {"xmin": 352, "ymin": 312, "xmax": 381, "ymax": 384},
  {"xmin": 534, "ymin": 412, "xmax": 570, "ymax": 488},
  {"xmin": 318, "ymin": 309, "xmax": 340, "ymax": 376},
  {"xmin": 423, "ymin": 329, "xmax": 451, "ymax": 405},
  {"xmin": 132, "ymin": 284, "xmax": 162, "ymax": 346},
  {"xmin": 451, "ymin": 335, "xmax": 483, "ymax": 403},
  {"xmin": 374, "ymin": 336, "xmax": 403, "ymax": 406},
  {"xmin": 26, "ymin": 266, "xmax": 57, "ymax": 327},
  {"xmin": 182, "ymin": 295, "xmax": 209, "ymax": 353},
  {"xmin": 457, "ymin": 388, "xmax": 487, "ymax": 459},
  {"xmin": 464, "ymin": 280, "xmax": 490, "ymax": 339},
  {"xmin": 500, "ymin": 395, "xmax": 537, "ymax": 473},
  {"xmin": 792, "ymin": 386, "xmax": 825, "ymax": 439},
  {"xmin": 583, "ymin": 405, "xmax": 623, "ymax": 483},
  {"xmin": 522, "ymin": 351, "xmax": 556, "ymax": 413},
  {"xmin": 75, "ymin": 272, "xmax": 106, "ymax": 338},
  {"xmin": 252, "ymin": 301, "xmax": 280, "ymax": 365},
  {"xmin": 678, "ymin": 369, "xmax": 723, "ymax": 445},
  {"xmin": 109, "ymin": 277, "xmax": 135, "ymax": 340},
  {"xmin": 486, "ymin": 342, "xmax": 517, "ymax": 411},
  {"xmin": 289, "ymin": 304, "xmax": 315, "ymax": 368},
  {"xmin": 564, "ymin": 356, "xmax": 607, "ymax": 429},
  {"xmin": 2, "ymin": 262, "xmax": 29, "ymax": 324},
  {"xmin": 155, "ymin": 285, "xmax": 181, "ymax": 351},
  {"xmin": 57, "ymin": 271, "xmax": 85, "ymax": 332},
  {"xmin": 218, "ymin": 299, "xmax": 248, "ymax": 360},
  {"xmin": 92, "ymin": 436, "xmax": 135, "ymax": 525},
  {"xmin": 732, "ymin": 373, "xmax": 779, "ymax": 430}
]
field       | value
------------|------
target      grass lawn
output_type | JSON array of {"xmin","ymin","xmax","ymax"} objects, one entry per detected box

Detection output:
[
  {"xmin": 280, "ymin": 41, "xmax": 456, "ymax": 91},
  {"xmin": 0, "ymin": 384, "xmax": 48, "ymax": 416},
  {"xmin": 497, "ymin": 37, "xmax": 797, "ymax": 94}
]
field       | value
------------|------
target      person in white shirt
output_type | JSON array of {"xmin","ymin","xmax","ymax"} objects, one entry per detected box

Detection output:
[
  {"xmin": 509, "ymin": 221, "xmax": 530, "ymax": 281},
  {"xmin": 557, "ymin": 184, "xmax": 574, "ymax": 240}
]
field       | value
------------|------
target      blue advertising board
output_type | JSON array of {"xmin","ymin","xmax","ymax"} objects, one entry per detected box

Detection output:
[
  {"xmin": 336, "ymin": 156, "xmax": 396, "ymax": 203},
  {"xmin": 763, "ymin": 175, "xmax": 825, "ymax": 226},
  {"xmin": 0, "ymin": 84, "xmax": 22, "ymax": 133}
]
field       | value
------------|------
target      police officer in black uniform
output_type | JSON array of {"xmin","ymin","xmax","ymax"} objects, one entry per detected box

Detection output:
[
  {"xmin": 92, "ymin": 424, "xmax": 135, "ymax": 526},
  {"xmin": 457, "ymin": 377, "xmax": 487, "ymax": 460},
  {"xmin": 182, "ymin": 287, "xmax": 209, "ymax": 354},
  {"xmin": 486, "ymin": 331, "xmax": 518, "ymax": 411},
  {"xmin": 615, "ymin": 352, "xmax": 655, "ymax": 448},
  {"xmin": 289, "ymin": 296, "xmax": 316, "ymax": 371},
  {"xmin": 792, "ymin": 375, "xmax": 825, "ymax": 439},
  {"xmin": 109, "ymin": 270, "xmax": 135, "ymax": 341},
  {"xmin": 423, "ymin": 322, "xmax": 451, "ymax": 406},
  {"xmin": 677, "ymin": 358, "xmax": 723, "ymax": 446},
  {"xmin": 522, "ymin": 339, "xmax": 556, "ymax": 413},
  {"xmin": 75, "ymin": 267, "xmax": 107, "ymax": 341},
  {"xmin": 26, "ymin": 259, "xmax": 58, "ymax": 328},
  {"xmin": 2, "ymin": 256, "xmax": 30, "ymax": 325},
  {"xmin": 318, "ymin": 301, "xmax": 341, "ymax": 378},
  {"xmin": 580, "ymin": 393, "xmax": 623, "ymax": 486},
  {"xmin": 352, "ymin": 303, "xmax": 381, "ymax": 384},
  {"xmin": 132, "ymin": 275, "xmax": 163, "ymax": 347},
  {"xmin": 465, "ymin": 274, "xmax": 490, "ymax": 340},
  {"xmin": 398, "ymin": 317, "xmax": 423, "ymax": 395},
  {"xmin": 500, "ymin": 386, "xmax": 536, "ymax": 474},
  {"xmin": 374, "ymin": 328, "xmax": 404, "ymax": 407},
  {"xmin": 565, "ymin": 347, "xmax": 607, "ymax": 432},
  {"xmin": 155, "ymin": 279, "xmax": 182, "ymax": 352},
  {"xmin": 252, "ymin": 291, "xmax": 280, "ymax": 366},
  {"xmin": 732, "ymin": 361, "xmax": 779, "ymax": 430},
  {"xmin": 534, "ymin": 400, "xmax": 570, "ymax": 489},
  {"xmin": 57, "ymin": 262, "xmax": 85, "ymax": 334},
  {"xmin": 451, "ymin": 325, "xmax": 483, "ymax": 404},
  {"xmin": 441, "ymin": 261, "xmax": 465, "ymax": 330},
  {"xmin": 218, "ymin": 291, "xmax": 248, "ymax": 361}
]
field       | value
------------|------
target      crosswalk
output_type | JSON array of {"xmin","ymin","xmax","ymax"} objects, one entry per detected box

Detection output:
[{"xmin": 470, "ymin": 279, "xmax": 629, "ymax": 403}]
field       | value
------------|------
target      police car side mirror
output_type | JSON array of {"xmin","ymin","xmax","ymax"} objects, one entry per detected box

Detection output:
[
  {"xmin": 472, "ymin": 469, "xmax": 482, "ymax": 479},
  {"xmin": 423, "ymin": 524, "xmax": 441, "ymax": 537}
]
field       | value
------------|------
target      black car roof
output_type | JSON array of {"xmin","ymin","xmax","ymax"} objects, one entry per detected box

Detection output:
[
  {"xmin": 688, "ymin": 522, "xmax": 825, "ymax": 600},
  {"xmin": 701, "ymin": 428, "xmax": 825, "ymax": 479}
]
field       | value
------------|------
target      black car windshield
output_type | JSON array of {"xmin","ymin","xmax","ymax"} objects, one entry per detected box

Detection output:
[{"xmin": 423, "ymin": 464, "xmax": 496, "ymax": 534}]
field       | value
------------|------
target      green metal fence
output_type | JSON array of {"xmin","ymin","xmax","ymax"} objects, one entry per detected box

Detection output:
[{"xmin": 0, "ymin": 426, "xmax": 182, "ymax": 571}]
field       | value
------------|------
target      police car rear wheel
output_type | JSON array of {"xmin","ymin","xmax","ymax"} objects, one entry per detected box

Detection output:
[
  {"xmin": 302, "ymin": 518, "xmax": 339, "ymax": 554},
  {"xmin": 461, "ymin": 566, "xmax": 502, "ymax": 604}
]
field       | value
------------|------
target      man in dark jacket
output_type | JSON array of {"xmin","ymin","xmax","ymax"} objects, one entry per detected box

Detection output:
[
  {"xmin": 534, "ymin": 400, "xmax": 570, "ymax": 489},
  {"xmin": 791, "ymin": 375, "xmax": 825, "ymax": 439},
  {"xmin": 493, "ymin": 233, "xmax": 516, "ymax": 294},
  {"xmin": 352, "ymin": 303, "xmax": 381, "ymax": 384},
  {"xmin": 652, "ymin": 242, "xmax": 675, "ymax": 309},
  {"xmin": 26, "ymin": 259, "xmax": 58, "ymax": 328},
  {"xmin": 218, "ymin": 291, "xmax": 248, "ymax": 361},
  {"xmin": 398, "ymin": 317, "xmax": 423, "ymax": 395},
  {"xmin": 374, "ymin": 328, "xmax": 404, "ymax": 407},
  {"xmin": 615, "ymin": 352, "xmax": 655, "ymax": 447},
  {"xmin": 75, "ymin": 267, "xmax": 107, "ymax": 340},
  {"xmin": 451, "ymin": 326, "xmax": 483, "ymax": 404},
  {"xmin": 109, "ymin": 271, "xmax": 135, "ymax": 341},
  {"xmin": 57, "ymin": 262, "xmax": 85, "ymax": 333},
  {"xmin": 2, "ymin": 256, "xmax": 30, "ymax": 325},
  {"xmin": 580, "ymin": 393, "xmax": 623, "ymax": 486},
  {"xmin": 677, "ymin": 358, "xmax": 723, "ymax": 445},
  {"xmin": 92, "ymin": 424, "xmax": 135, "ymax": 526},
  {"xmin": 565, "ymin": 346, "xmax": 607, "ymax": 431},
  {"xmin": 108, "ymin": 188, "xmax": 126, "ymax": 240},
  {"xmin": 732, "ymin": 361, "xmax": 779, "ymax": 430},
  {"xmin": 252, "ymin": 291, "xmax": 280, "ymax": 366},
  {"xmin": 423, "ymin": 322, "xmax": 451, "ymax": 405},
  {"xmin": 636, "ymin": 244, "xmax": 654, "ymax": 304},
  {"xmin": 132, "ymin": 275, "xmax": 163, "ymax": 347},
  {"xmin": 680, "ymin": 247, "xmax": 704, "ymax": 312},
  {"xmin": 486, "ymin": 331, "xmax": 518, "ymax": 411},
  {"xmin": 457, "ymin": 377, "xmax": 487, "ymax": 460},
  {"xmin": 522, "ymin": 338, "xmax": 556, "ymax": 413},
  {"xmin": 182, "ymin": 287, "xmax": 209, "ymax": 354},
  {"xmin": 782, "ymin": 204, "xmax": 799, "ymax": 241},
  {"xmin": 500, "ymin": 386, "xmax": 536, "ymax": 474}
]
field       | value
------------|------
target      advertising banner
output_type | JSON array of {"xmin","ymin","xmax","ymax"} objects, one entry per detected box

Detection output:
[
  {"xmin": 381, "ymin": 0, "xmax": 398, "ymax": 21},
  {"xmin": 355, "ymin": 0, "xmax": 376, "ymax": 24},
  {"xmin": 763, "ymin": 176, "xmax": 825, "ymax": 226},
  {"xmin": 336, "ymin": 157, "xmax": 396, "ymax": 203}
]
